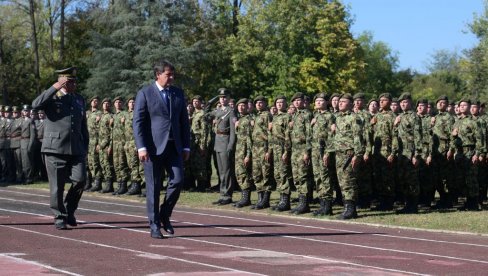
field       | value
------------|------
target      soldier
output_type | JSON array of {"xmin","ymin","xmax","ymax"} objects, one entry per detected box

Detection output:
[
  {"xmin": 394, "ymin": 92, "xmax": 422, "ymax": 214},
  {"xmin": 112, "ymin": 96, "xmax": 129, "ymax": 195},
  {"xmin": 431, "ymin": 95, "xmax": 456, "ymax": 209},
  {"xmin": 20, "ymin": 104, "xmax": 35, "ymax": 184},
  {"xmin": 233, "ymin": 98, "xmax": 254, "ymax": 208},
  {"xmin": 288, "ymin": 92, "xmax": 312, "ymax": 214},
  {"xmin": 390, "ymin": 98, "xmax": 400, "ymax": 115},
  {"xmin": 87, "ymin": 96, "xmax": 103, "ymax": 191},
  {"xmin": 416, "ymin": 98, "xmax": 434, "ymax": 207},
  {"xmin": 368, "ymin": 98, "xmax": 379, "ymax": 116},
  {"xmin": 330, "ymin": 93, "xmax": 340, "ymax": 113},
  {"xmin": 469, "ymin": 100, "xmax": 487, "ymax": 206},
  {"xmin": 449, "ymin": 98, "xmax": 485, "ymax": 211},
  {"xmin": 124, "ymin": 96, "xmax": 144, "ymax": 195},
  {"xmin": 269, "ymin": 95, "xmax": 293, "ymax": 212},
  {"xmin": 32, "ymin": 67, "xmax": 89, "ymax": 230},
  {"xmin": 353, "ymin": 92, "xmax": 374, "ymax": 208},
  {"xmin": 189, "ymin": 95, "xmax": 211, "ymax": 191},
  {"xmin": 331, "ymin": 93, "xmax": 365, "ymax": 219},
  {"xmin": 370, "ymin": 93, "xmax": 397, "ymax": 211},
  {"xmin": 479, "ymin": 102, "xmax": 488, "ymax": 204},
  {"xmin": 98, "ymin": 98, "xmax": 115, "ymax": 193},
  {"xmin": 311, "ymin": 93, "xmax": 335, "ymax": 216},
  {"xmin": 250, "ymin": 95, "xmax": 273, "ymax": 209},
  {"xmin": 32, "ymin": 109, "xmax": 47, "ymax": 181},
  {"xmin": 8, "ymin": 106, "xmax": 23, "ymax": 183},
  {"xmin": 207, "ymin": 88, "xmax": 236, "ymax": 205}
]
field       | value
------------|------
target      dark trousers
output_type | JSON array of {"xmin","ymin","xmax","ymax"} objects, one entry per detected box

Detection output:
[
  {"xmin": 44, "ymin": 153, "xmax": 86, "ymax": 221},
  {"xmin": 216, "ymin": 150, "xmax": 235, "ymax": 200},
  {"xmin": 143, "ymin": 142, "xmax": 183, "ymax": 232}
]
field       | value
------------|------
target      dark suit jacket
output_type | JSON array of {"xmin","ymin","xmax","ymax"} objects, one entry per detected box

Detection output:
[
  {"xmin": 133, "ymin": 83, "xmax": 190, "ymax": 156},
  {"xmin": 32, "ymin": 86, "xmax": 89, "ymax": 156}
]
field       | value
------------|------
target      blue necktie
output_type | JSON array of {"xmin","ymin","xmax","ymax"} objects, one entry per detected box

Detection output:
[{"xmin": 161, "ymin": 89, "xmax": 169, "ymax": 109}]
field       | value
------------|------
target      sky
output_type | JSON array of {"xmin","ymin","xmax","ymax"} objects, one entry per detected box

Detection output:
[{"xmin": 343, "ymin": 0, "xmax": 485, "ymax": 73}]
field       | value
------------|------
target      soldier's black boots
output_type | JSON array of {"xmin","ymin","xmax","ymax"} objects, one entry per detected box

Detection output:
[
  {"xmin": 371, "ymin": 198, "xmax": 394, "ymax": 211},
  {"xmin": 234, "ymin": 189, "xmax": 251, "ymax": 208},
  {"xmin": 89, "ymin": 178, "xmax": 102, "ymax": 192},
  {"xmin": 254, "ymin": 191, "xmax": 271, "ymax": 210},
  {"xmin": 113, "ymin": 181, "xmax": 128, "ymax": 195},
  {"xmin": 458, "ymin": 197, "xmax": 481, "ymax": 211},
  {"xmin": 101, "ymin": 179, "xmax": 114, "ymax": 193},
  {"xmin": 83, "ymin": 180, "xmax": 92, "ymax": 191},
  {"xmin": 396, "ymin": 197, "xmax": 418, "ymax": 214},
  {"xmin": 273, "ymin": 193, "xmax": 291, "ymax": 212},
  {"xmin": 337, "ymin": 200, "xmax": 358, "ymax": 219},
  {"xmin": 126, "ymin": 182, "xmax": 142, "ymax": 195},
  {"xmin": 291, "ymin": 194, "xmax": 310, "ymax": 214},
  {"xmin": 251, "ymin": 192, "xmax": 263, "ymax": 209},
  {"xmin": 313, "ymin": 198, "xmax": 333, "ymax": 216}
]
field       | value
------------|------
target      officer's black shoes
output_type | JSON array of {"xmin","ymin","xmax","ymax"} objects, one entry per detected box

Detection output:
[
  {"xmin": 126, "ymin": 182, "xmax": 142, "ymax": 195},
  {"xmin": 150, "ymin": 229, "xmax": 165, "ymax": 239},
  {"xmin": 234, "ymin": 189, "xmax": 251, "ymax": 208},
  {"xmin": 291, "ymin": 194, "xmax": 310, "ymax": 215},
  {"xmin": 161, "ymin": 215, "xmax": 174, "ymax": 235},
  {"xmin": 313, "ymin": 199, "xmax": 333, "ymax": 216},
  {"xmin": 254, "ymin": 191, "xmax": 271, "ymax": 210},
  {"xmin": 66, "ymin": 215, "xmax": 77, "ymax": 227},
  {"xmin": 337, "ymin": 201, "xmax": 358, "ymax": 219},
  {"xmin": 54, "ymin": 219, "xmax": 68, "ymax": 230},
  {"xmin": 101, "ymin": 180, "xmax": 114, "ymax": 193},
  {"xmin": 219, "ymin": 198, "xmax": 233, "ymax": 205},
  {"xmin": 89, "ymin": 179, "xmax": 102, "ymax": 192}
]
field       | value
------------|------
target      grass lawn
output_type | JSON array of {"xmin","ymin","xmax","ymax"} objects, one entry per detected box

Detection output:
[{"xmin": 9, "ymin": 182, "xmax": 488, "ymax": 235}]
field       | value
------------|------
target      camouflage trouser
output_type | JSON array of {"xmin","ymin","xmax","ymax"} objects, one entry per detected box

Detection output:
[
  {"xmin": 432, "ymin": 152, "xmax": 455, "ymax": 196},
  {"xmin": 291, "ymin": 146, "xmax": 311, "ymax": 195},
  {"xmin": 373, "ymin": 153, "xmax": 395, "ymax": 200},
  {"xmin": 235, "ymin": 148, "xmax": 253, "ymax": 190},
  {"xmin": 190, "ymin": 146, "xmax": 209, "ymax": 183},
  {"xmin": 311, "ymin": 148, "xmax": 333, "ymax": 200},
  {"xmin": 335, "ymin": 150, "xmax": 358, "ymax": 202},
  {"xmin": 252, "ymin": 143, "xmax": 271, "ymax": 192},
  {"xmin": 87, "ymin": 143, "xmax": 102, "ymax": 180},
  {"xmin": 99, "ymin": 146, "xmax": 114, "ymax": 181},
  {"xmin": 397, "ymin": 154, "xmax": 420, "ymax": 198},
  {"xmin": 454, "ymin": 150, "xmax": 479, "ymax": 198},
  {"xmin": 124, "ymin": 141, "xmax": 143, "ymax": 183},
  {"xmin": 271, "ymin": 143, "xmax": 292, "ymax": 195},
  {"xmin": 113, "ymin": 141, "xmax": 129, "ymax": 182}
]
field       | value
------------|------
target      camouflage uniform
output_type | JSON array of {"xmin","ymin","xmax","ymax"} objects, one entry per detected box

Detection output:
[
  {"xmin": 112, "ymin": 108, "xmax": 129, "ymax": 185},
  {"xmin": 87, "ymin": 108, "xmax": 102, "ymax": 189},
  {"xmin": 270, "ymin": 111, "xmax": 293, "ymax": 196},
  {"xmin": 451, "ymin": 109, "xmax": 486, "ymax": 210},
  {"xmin": 251, "ymin": 108, "xmax": 272, "ymax": 193},
  {"xmin": 124, "ymin": 108, "xmax": 144, "ymax": 193},
  {"xmin": 432, "ymin": 107, "xmax": 455, "ymax": 207},
  {"xmin": 478, "ymin": 112, "xmax": 488, "ymax": 203},
  {"xmin": 355, "ymin": 109, "xmax": 373, "ymax": 207},
  {"xmin": 98, "ymin": 107, "xmax": 115, "ymax": 191},
  {"xmin": 235, "ymin": 112, "xmax": 253, "ymax": 190},
  {"xmin": 418, "ymin": 111, "xmax": 434, "ymax": 206},
  {"xmin": 190, "ymin": 108, "xmax": 211, "ymax": 190}
]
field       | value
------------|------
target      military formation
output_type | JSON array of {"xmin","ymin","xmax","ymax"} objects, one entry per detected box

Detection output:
[{"xmin": 3, "ymin": 88, "xmax": 488, "ymax": 218}]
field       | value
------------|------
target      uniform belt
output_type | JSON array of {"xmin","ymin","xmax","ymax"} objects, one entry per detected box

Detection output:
[{"xmin": 216, "ymin": 130, "xmax": 229, "ymax": 135}]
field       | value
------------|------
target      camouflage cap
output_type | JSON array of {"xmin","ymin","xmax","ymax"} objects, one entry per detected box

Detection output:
[
  {"xmin": 217, "ymin": 88, "xmax": 230, "ymax": 97},
  {"xmin": 340, "ymin": 93, "xmax": 353, "ymax": 101},
  {"xmin": 101, "ymin": 97, "xmax": 111, "ymax": 104},
  {"xmin": 313, "ymin": 92, "xmax": 328, "ymax": 101},
  {"xmin": 89, "ymin": 96, "xmax": 100, "ymax": 103},
  {"xmin": 254, "ymin": 95, "xmax": 266, "ymax": 103},
  {"xmin": 291, "ymin": 92, "xmax": 304, "ymax": 102},
  {"xmin": 436, "ymin": 95, "xmax": 449, "ymax": 103},
  {"xmin": 192, "ymin": 95, "xmax": 203, "ymax": 102},
  {"xmin": 127, "ymin": 96, "xmax": 135, "ymax": 102},
  {"xmin": 236, "ymin": 98, "xmax": 248, "ymax": 106},
  {"xmin": 471, "ymin": 99, "xmax": 481, "ymax": 106},
  {"xmin": 330, "ymin": 93, "xmax": 341, "ymax": 99},
  {"xmin": 55, "ymin": 67, "xmax": 77, "ymax": 79},
  {"xmin": 416, "ymin": 98, "xmax": 428, "ymax": 106},
  {"xmin": 398, "ymin": 92, "xmax": 412, "ymax": 102},
  {"xmin": 113, "ymin": 96, "xmax": 124, "ymax": 103},
  {"xmin": 353, "ymin": 92, "xmax": 366, "ymax": 100},
  {"xmin": 391, "ymin": 97, "xmax": 398, "ymax": 103},
  {"xmin": 274, "ymin": 95, "xmax": 287, "ymax": 104},
  {"xmin": 367, "ymin": 98, "xmax": 378, "ymax": 106},
  {"xmin": 458, "ymin": 97, "xmax": 471, "ymax": 105},
  {"xmin": 379, "ymin": 93, "xmax": 392, "ymax": 100}
]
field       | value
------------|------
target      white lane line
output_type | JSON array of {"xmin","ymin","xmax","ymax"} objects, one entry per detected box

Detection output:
[
  {"xmin": 0, "ymin": 253, "xmax": 83, "ymax": 276},
  {"xmin": 0, "ymin": 211, "xmax": 264, "ymax": 276},
  {"xmin": 0, "ymin": 207, "xmax": 425, "ymax": 276},
  {"xmin": 2, "ymin": 190, "xmax": 488, "ymax": 248}
]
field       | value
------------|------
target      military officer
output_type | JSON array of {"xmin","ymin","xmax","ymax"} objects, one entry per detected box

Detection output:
[
  {"xmin": 20, "ymin": 104, "xmax": 35, "ymax": 184},
  {"xmin": 207, "ymin": 88, "xmax": 236, "ymax": 205},
  {"xmin": 32, "ymin": 67, "xmax": 89, "ymax": 229},
  {"xmin": 8, "ymin": 106, "xmax": 23, "ymax": 183}
]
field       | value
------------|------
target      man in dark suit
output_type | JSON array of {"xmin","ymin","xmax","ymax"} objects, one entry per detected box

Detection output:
[
  {"xmin": 32, "ymin": 67, "xmax": 89, "ymax": 230},
  {"xmin": 133, "ymin": 60, "xmax": 191, "ymax": 239}
]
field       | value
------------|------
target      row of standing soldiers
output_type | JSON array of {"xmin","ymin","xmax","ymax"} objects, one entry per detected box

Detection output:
[
  {"xmin": 187, "ymin": 90, "xmax": 487, "ymax": 219},
  {"xmin": 0, "ymin": 105, "xmax": 47, "ymax": 184}
]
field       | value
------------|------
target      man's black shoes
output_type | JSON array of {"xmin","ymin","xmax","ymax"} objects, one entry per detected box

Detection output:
[
  {"xmin": 66, "ymin": 215, "xmax": 77, "ymax": 227},
  {"xmin": 150, "ymin": 229, "xmax": 164, "ymax": 239},
  {"xmin": 54, "ymin": 219, "xmax": 68, "ymax": 230},
  {"xmin": 219, "ymin": 198, "xmax": 232, "ymax": 205},
  {"xmin": 161, "ymin": 215, "xmax": 174, "ymax": 235}
]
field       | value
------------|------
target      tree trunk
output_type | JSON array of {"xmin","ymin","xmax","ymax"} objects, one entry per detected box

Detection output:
[
  {"xmin": 60, "ymin": 0, "xmax": 65, "ymax": 63},
  {"xmin": 29, "ymin": 0, "xmax": 41, "ymax": 94},
  {"xmin": 0, "ymin": 34, "xmax": 9, "ymax": 105},
  {"xmin": 232, "ymin": 0, "xmax": 239, "ymax": 36}
]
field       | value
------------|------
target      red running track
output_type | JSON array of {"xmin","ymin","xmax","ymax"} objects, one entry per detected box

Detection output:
[{"xmin": 0, "ymin": 187, "xmax": 487, "ymax": 275}]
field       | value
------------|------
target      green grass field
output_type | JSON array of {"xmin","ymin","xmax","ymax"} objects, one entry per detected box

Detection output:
[{"xmin": 9, "ymin": 182, "xmax": 488, "ymax": 235}]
